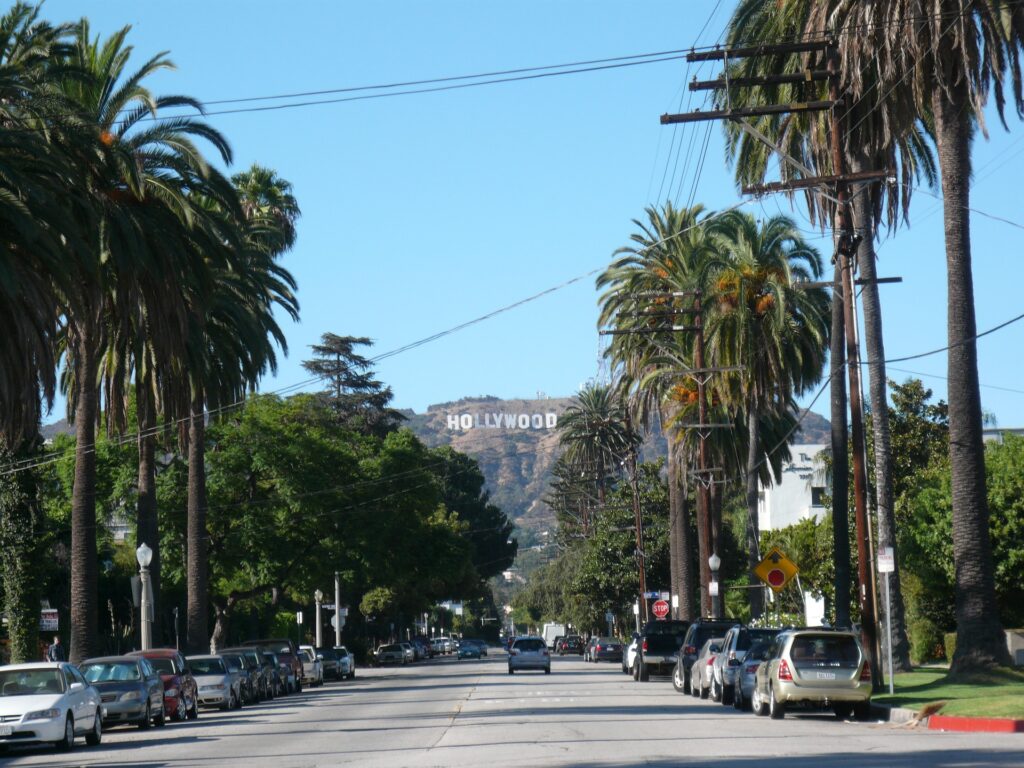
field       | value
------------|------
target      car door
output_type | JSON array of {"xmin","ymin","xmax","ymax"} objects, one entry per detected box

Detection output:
[
  {"xmin": 140, "ymin": 659, "xmax": 161, "ymax": 713},
  {"xmin": 60, "ymin": 666, "xmax": 85, "ymax": 730}
]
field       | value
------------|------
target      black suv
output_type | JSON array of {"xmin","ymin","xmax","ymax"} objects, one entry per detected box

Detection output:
[
  {"xmin": 633, "ymin": 619, "xmax": 689, "ymax": 682},
  {"xmin": 674, "ymin": 617, "xmax": 743, "ymax": 694}
]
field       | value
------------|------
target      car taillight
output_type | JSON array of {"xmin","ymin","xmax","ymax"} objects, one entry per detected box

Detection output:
[
  {"xmin": 745, "ymin": 663, "xmax": 759, "ymax": 675},
  {"xmin": 642, "ymin": 639, "xmax": 649, "ymax": 652},
  {"xmin": 684, "ymin": 645, "xmax": 696, "ymax": 655},
  {"xmin": 542, "ymin": 649, "xmax": 549, "ymax": 656},
  {"xmin": 596, "ymin": 645, "xmax": 602, "ymax": 651},
  {"xmin": 778, "ymin": 659, "xmax": 793, "ymax": 681},
  {"xmin": 509, "ymin": 648, "xmax": 518, "ymax": 656},
  {"xmin": 707, "ymin": 656, "xmax": 716, "ymax": 666},
  {"xmin": 860, "ymin": 662, "xmax": 872, "ymax": 682}
]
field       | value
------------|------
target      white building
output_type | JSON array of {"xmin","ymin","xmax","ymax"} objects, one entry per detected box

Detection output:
[{"xmin": 757, "ymin": 444, "xmax": 829, "ymax": 625}]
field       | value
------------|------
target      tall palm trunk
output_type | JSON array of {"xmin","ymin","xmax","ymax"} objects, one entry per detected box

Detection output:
[
  {"xmin": 0, "ymin": 444, "xmax": 42, "ymax": 663},
  {"xmin": 70, "ymin": 327, "xmax": 99, "ymax": 663},
  {"xmin": 932, "ymin": 77, "xmax": 1010, "ymax": 671},
  {"xmin": 744, "ymin": 406, "xmax": 764, "ymax": 619},
  {"xmin": 186, "ymin": 388, "xmax": 209, "ymax": 652},
  {"xmin": 830, "ymin": 265, "xmax": 852, "ymax": 629},
  {"xmin": 849, "ymin": 155, "xmax": 911, "ymax": 670},
  {"xmin": 667, "ymin": 436, "xmax": 695, "ymax": 619},
  {"xmin": 136, "ymin": 380, "xmax": 161, "ymax": 642}
]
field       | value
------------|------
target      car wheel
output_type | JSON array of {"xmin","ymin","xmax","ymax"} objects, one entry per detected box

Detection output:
[
  {"xmin": 138, "ymin": 702, "xmax": 152, "ymax": 730},
  {"xmin": 672, "ymin": 663, "xmax": 686, "ymax": 693},
  {"xmin": 769, "ymin": 686, "xmax": 785, "ymax": 719},
  {"xmin": 752, "ymin": 685, "xmax": 768, "ymax": 716},
  {"xmin": 700, "ymin": 680, "xmax": 710, "ymax": 699},
  {"xmin": 85, "ymin": 709, "xmax": 102, "ymax": 746},
  {"xmin": 349, "ymin": 669, "xmax": 356, "ymax": 680},
  {"xmin": 631, "ymin": 662, "xmax": 639, "ymax": 681},
  {"xmin": 187, "ymin": 696, "xmax": 199, "ymax": 720},
  {"xmin": 690, "ymin": 674, "xmax": 701, "ymax": 698},
  {"xmin": 721, "ymin": 679, "xmax": 734, "ymax": 705},
  {"xmin": 683, "ymin": 669, "xmax": 692, "ymax": 695},
  {"xmin": 175, "ymin": 696, "xmax": 187, "ymax": 721},
  {"xmin": 56, "ymin": 714, "xmax": 75, "ymax": 751},
  {"xmin": 154, "ymin": 704, "xmax": 166, "ymax": 728},
  {"xmin": 733, "ymin": 682, "xmax": 744, "ymax": 711},
  {"xmin": 544, "ymin": 667, "xmax": 551, "ymax": 675},
  {"xmin": 507, "ymin": 667, "xmax": 514, "ymax": 675},
  {"xmin": 854, "ymin": 701, "xmax": 872, "ymax": 721},
  {"xmin": 833, "ymin": 703, "xmax": 854, "ymax": 719},
  {"xmin": 222, "ymin": 692, "xmax": 234, "ymax": 712},
  {"xmin": 638, "ymin": 662, "xmax": 650, "ymax": 682},
  {"xmin": 710, "ymin": 675, "xmax": 721, "ymax": 702}
]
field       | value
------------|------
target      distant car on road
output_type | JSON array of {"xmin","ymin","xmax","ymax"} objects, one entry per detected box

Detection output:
[
  {"xmin": 0, "ymin": 662, "xmax": 104, "ymax": 750},
  {"xmin": 187, "ymin": 655, "xmax": 242, "ymax": 710},
  {"xmin": 557, "ymin": 635, "xmax": 583, "ymax": 655},
  {"xmin": 634, "ymin": 632, "xmax": 685, "ymax": 681},
  {"xmin": 508, "ymin": 636, "xmax": 551, "ymax": 675},
  {"xmin": 376, "ymin": 644, "xmax": 407, "ymax": 665},
  {"xmin": 586, "ymin": 637, "xmax": 623, "ymax": 663}
]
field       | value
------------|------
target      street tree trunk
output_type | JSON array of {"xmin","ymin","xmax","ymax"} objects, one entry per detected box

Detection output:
[
  {"xmin": 849, "ymin": 155, "xmax": 912, "ymax": 670},
  {"xmin": 136, "ymin": 380, "xmax": 161, "ymax": 643},
  {"xmin": 70, "ymin": 328, "xmax": 99, "ymax": 663},
  {"xmin": 667, "ymin": 435, "xmax": 696, "ymax": 620},
  {"xmin": 830, "ymin": 264, "xmax": 852, "ymax": 629},
  {"xmin": 932, "ymin": 76, "xmax": 1010, "ymax": 671},
  {"xmin": 745, "ymin": 406, "xmax": 765, "ymax": 619},
  {"xmin": 186, "ymin": 388, "xmax": 209, "ymax": 653}
]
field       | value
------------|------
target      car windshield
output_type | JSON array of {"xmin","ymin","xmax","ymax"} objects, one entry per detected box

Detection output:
[
  {"xmin": 147, "ymin": 658, "xmax": 175, "ymax": 675},
  {"xmin": 790, "ymin": 635, "xmax": 860, "ymax": 669},
  {"xmin": 597, "ymin": 637, "xmax": 617, "ymax": 645},
  {"xmin": 746, "ymin": 640, "xmax": 772, "ymax": 662},
  {"xmin": 336, "ymin": 648, "xmax": 349, "ymax": 658},
  {"xmin": 81, "ymin": 661, "xmax": 140, "ymax": 683},
  {"xmin": 222, "ymin": 655, "xmax": 243, "ymax": 672},
  {"xmin": 380, "ymin": 645, "xmax": 402, "ymax": 653},
  {"xmin": 0, "ymin": 668, "xmax": 66, "ymax": 696},
  {"xmin": 513, "ymin": 638, "xmax": 545, "ymax": 652},
  {"xmin": 316, "ymin": 648, "xmax": 336, "ymax": 660},
  {"xmin": 189, "ymin": 658, "xmax": 226, "ymax": 675}
]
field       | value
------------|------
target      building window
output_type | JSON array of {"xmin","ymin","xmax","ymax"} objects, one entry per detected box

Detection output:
[{"xmin": 811, "ymin": 486, "xmax": 826, "ymax": 507}]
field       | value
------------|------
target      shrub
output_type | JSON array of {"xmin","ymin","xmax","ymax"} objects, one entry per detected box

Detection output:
[
  {"xmin": 909, "ymin": 617, "xmax": 944, "ymax": 664},
  {"xmin": 944, "ymin": 631, "xmax": 957, "ymax": 662}
]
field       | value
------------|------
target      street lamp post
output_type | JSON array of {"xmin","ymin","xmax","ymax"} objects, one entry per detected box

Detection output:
[
  {"xmin": 314, "ymin": 589, "xmax": 324, "ymax": 648},
  {"xmin": 708, "ymin": 553, "xmax": 721, "ymax": 619},
  {"xmin": 334, "ymin": 572, "xmax": 342, "ymax": 647},
  {"xmin": 136, "ymin": 543, "xmax": 153, "ymax": 650}
]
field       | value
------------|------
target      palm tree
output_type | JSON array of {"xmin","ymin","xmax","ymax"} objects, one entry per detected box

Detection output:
[
  {"xmin": 733, "ymin": 0, "xmax": 1015, "ymax": 673},
  {"xmin": 719, "ymin": 0, "xmax": 937, "ymax": 665},
  {"xmin": 184, "ymin": 169, "xmax": 299, "ymax": 651},
  {"xmin": 703, "ymin": 210, "xmax": 830, "ymax": 617},
  {"xmin": 597, "ymin": 203, "xmax": 717, "ymax": 618},
  {"xmin": 56, "ymin": 19, "xmax": 235, "ymax": 661}
]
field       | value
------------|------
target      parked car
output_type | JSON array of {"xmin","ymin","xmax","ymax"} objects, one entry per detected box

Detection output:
[
  {"xmin": 711, "ymin": 626, "xmax": 782, "ymax": 704},
  {"xmin": 732, "ymin": 639, "xmax": 773, "ymax": 712},
  {"xmin": 551, "ymin": 636, "xmax": 565, "ymax": 654},
  {"xmin": 689, "ymin": 637, "xmax": 724, "ymax": 699},
  {"xmin": 333, "ymin": 646, "xmax": 356, "ymax": 679},
  {"xmin": 79, "ymin": 656, "xmax": 165, "ymax": 730},
  {"xmin": 376, "ymin": 644, "xmax": 407, "ymax": 665},
  {"xmin": 413, "ymin": 636, "xmax": 434, "ymax": 659},
  {"xmin": 623, "ymin": 633, "xmax": 639, "ymax": 674},
  {"xmin": 634, "ymin": 631, "xmax": 685, "ymax": 681},
  {"xmin": 297, "ymin": 649, "xmax": 323, "ymax": 687},
  {"xmin": 262, "ymin": 651, "xmax": 287, "ymax": 697},
  {"xmin": 312, "ymin": 647, "xmax": 341, "ymax": 680},
  {"xmin": 460, "ymin": 639, "xmax": 488, "ymax": 657},
  {"xmin": 508, "ymin": 636, "xmax": 550, "ymax": 674},
  {"xmin": 0, "ymin": 662, "xmax": 103, "ymax": 750},
  {"xmin": 751, "ymin": 629, "xmax": 872, "ymax": 720},
  {"xmin": 557, "ymin": 635, "xmax": 583, "ymax": 655},
  {"xmin": 220, "ymin": 652, "xmax": 257, "ymax": 704},
  {"xmin": 409, "ymin": 638, "xmax": 430, "ymax": 660},
  {"xmin": 674, "ymin": 617, "xmax": 741, "ymax": 694},
  {"xmin": 221, "ymin": 647, "xmax": 272, "ymax": 701},
  {"xmin": 187, "ymin": 655, "xmax": 242, "ymax": 710},
  {"xmin": 276, "ymin": 651, "xmax": 302, "ymax": 694},
  {"xmin": 586, "ymin": 637, "xmax": 623, "ymax": 663},
  {"xmin": 127, "ymin": 649, "xmax": 198, "ymax": 722},
  {"xmin": 400, "ymin": 643, "xmax": 415, "ymax": 664},
  {"xmin": 242, "ymin": 638, "xmax": 298, "ymax": 656}
]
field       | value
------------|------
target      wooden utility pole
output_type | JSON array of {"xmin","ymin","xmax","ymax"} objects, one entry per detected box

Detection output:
[{"xmin": 660, "ymin": 38, "xmax": 884, "ymax": 686}]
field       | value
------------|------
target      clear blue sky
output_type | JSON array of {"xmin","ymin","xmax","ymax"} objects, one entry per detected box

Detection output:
[{"xmin": 51, "ymin": 1, "xmax": 1024, "ymax": 426}]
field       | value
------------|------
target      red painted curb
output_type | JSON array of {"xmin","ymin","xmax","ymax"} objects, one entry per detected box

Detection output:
[{"xmin": 928, "ymin": 715, "xmax": 1024, "ymax": 733}]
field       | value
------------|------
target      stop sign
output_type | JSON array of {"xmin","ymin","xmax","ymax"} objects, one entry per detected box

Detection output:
[{"xmin": 651, "ymin": 599, "xmax": 670, "ymax": 619}]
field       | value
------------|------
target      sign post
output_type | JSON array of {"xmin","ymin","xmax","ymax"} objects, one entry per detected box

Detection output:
[{"xmin": 877, "ymin": 547, "xmax": 895, "ymax": 695}]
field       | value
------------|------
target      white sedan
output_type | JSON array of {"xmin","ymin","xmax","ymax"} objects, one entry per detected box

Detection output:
[{"xmin": 0, "ymin": 662, "xmax": 103, "ymax": 751}]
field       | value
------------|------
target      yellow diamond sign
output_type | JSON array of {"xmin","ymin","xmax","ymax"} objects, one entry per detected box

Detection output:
[{"xmin": 754, "ymin": 547, "xmax": 799, "ymax": 593}]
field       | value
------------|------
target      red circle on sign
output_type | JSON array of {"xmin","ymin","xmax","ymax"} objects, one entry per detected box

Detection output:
[
  {"xmin": 652, "ymin": 599, "xmax": 670, "ymax": 619},
  {"xmin": 767, "ymin": 569, "xmax": 786, "ymax": 587}
]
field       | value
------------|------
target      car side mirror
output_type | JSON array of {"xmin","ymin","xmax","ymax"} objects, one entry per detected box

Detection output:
[
  {"xmin": 316, "ymin": 654, "xmax": 324, "ymax": 660},
  {"xmin": 69, "ymin": 682, "xmax": 84, "ymax": 693}
]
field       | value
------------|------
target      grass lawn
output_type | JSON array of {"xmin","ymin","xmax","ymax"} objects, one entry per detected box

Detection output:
[{"xmin": 874, "ymin": 667, "xmax": 1024, "ymax": 718}]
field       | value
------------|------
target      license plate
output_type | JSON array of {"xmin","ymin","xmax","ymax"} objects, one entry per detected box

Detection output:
[
  {"xmin": 0, "ymin": 726, "xmax": 13, "ymax": 737},
  {"xmin": 816, "ymin": 671, "xmax": 836, "ymax": 680}
]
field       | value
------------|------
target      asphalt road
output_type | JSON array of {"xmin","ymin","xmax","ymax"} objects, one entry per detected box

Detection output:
[{"xmin": 4, "ymin": 653, "xmax": 1023, "ymax": 767}]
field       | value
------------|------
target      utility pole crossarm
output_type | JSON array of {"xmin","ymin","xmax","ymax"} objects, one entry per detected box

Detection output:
[
  {"xmin": 686, "ymin": 39, "xmax": 833, "ymax": 62},
  {"xmin": 742, "ymin": 169, "xmax": 893, "ymax": 196},
  {"xmin": 690, "ymin": 70, "xmax": 830, "ymax": 91},
  {"xmin": 662, "ymin": 101, "xmax": 837, "ymax": 125}
]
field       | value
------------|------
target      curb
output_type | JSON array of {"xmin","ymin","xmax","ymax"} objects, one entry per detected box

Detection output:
[
  {"xmin": 928, "ymin": 715, "xmax": 1024, "ymax": 733},
  {"xmin": 871, "ymin": 703, "xmax": 921, "ymax": 724}
]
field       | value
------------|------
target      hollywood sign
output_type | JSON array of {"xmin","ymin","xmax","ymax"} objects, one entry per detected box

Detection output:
[{"xmin": 446, "ymin": 412, "xmax": 559, "ymax": 430}]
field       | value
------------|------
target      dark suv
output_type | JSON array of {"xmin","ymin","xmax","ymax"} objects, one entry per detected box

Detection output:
[
  {"xmin": 632, "ymin": 619, "xmax": 689, "ymax": 682},
  {"xmin": 558, "ymin": 636, "xmax": 583, "ymax": 655},
  {"xmin": 674, "ymin": 617, "xmax": 743, "ymax": 694}
]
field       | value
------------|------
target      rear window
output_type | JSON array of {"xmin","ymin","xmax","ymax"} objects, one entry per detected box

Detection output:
[
  {"xmin": 645, "ymin": 634, "xmax": 684, "ymax": 652},
  {"xmin": 789, "ymin": 635, "xmax": 860, "ymax": 669},
  {"xmin": 737, "ymin": 628, "xmax": 779, "ymax": 651},
  {"xmin": 147, "ymin": 658, "xmax": 175, "ymax": 675},
  {"xmin": 189, "ymin": 658, "xmax": 226, "ymax": 675},
  {"xmin": 513, "ymin": 638, "xmax": 545, "ymax": 652}
]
